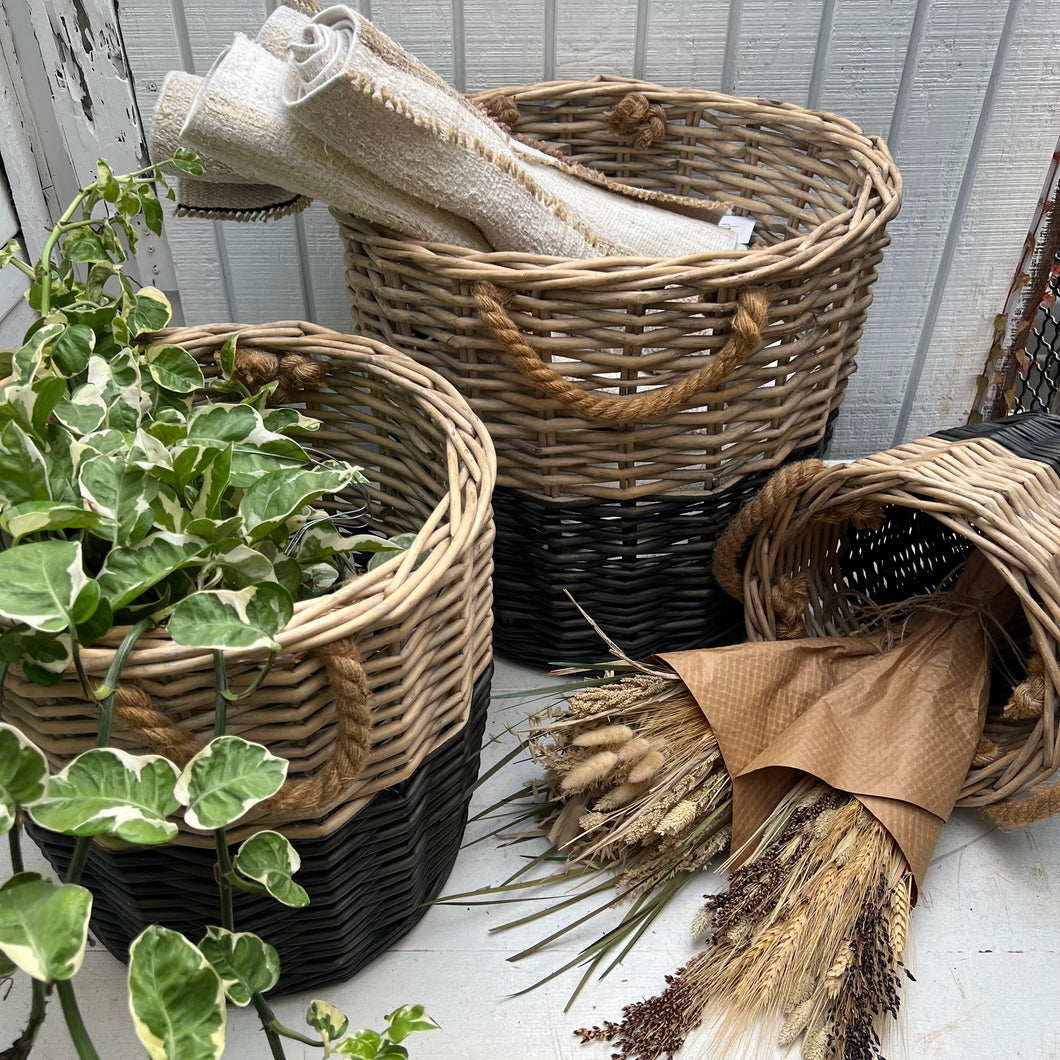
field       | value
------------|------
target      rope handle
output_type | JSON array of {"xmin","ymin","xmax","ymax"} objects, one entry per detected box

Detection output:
[
  {"xmin": 471, "ymin": 282, "xmax": 770, "ymax": 425},
  {"xmin": 712, "ymin": 459, "xmax": 826, "ymax": 601},
  {"xmin": 111, "ymin": 637, "xmax": 370, "ymax": 825}
]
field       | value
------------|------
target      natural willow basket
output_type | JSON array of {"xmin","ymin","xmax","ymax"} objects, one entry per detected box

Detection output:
[
  {"xmin": 336, "ymin": 76, "xmax": 901, "ymax": 662},
  {"xmin": 713, "ymin": 412, "xmax": 1060, "ymax": 816},
  {"xmin": 7, "ymin": 322, "xmax": 496, "ymax": 988}
]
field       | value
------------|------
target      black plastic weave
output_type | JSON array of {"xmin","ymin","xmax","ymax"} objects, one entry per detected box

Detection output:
[
  {"xmin": 492, "ymin": 417, "xmax": 836, "ymax": 666},
  {"xmin": 28, "ymin": 664, "xmax": 493, "ymax": 995}
]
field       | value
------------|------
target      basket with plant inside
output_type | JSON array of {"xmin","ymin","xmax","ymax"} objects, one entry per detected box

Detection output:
[{"xmin": 0, "ymin": 151, "xmax": 495, "ymax": 1059}]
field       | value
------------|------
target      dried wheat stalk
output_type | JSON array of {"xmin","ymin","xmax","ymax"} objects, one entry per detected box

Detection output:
[{"xmin": 577, "ymin": 780, "xmax": 914, "ymax": 1060}]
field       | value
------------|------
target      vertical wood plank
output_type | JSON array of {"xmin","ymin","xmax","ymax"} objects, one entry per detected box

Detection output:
[
  {"xmin": 554, "ymin": 0, "xmax": 638, "ymax": 80},
  {"xmin": 826, "ymin": 0, "xmax": 1012, "ymax": 457},
  {"xmin": 120, "ymin": 0, "xmax": 231, "ymax": 322},
  {"xmin": 899, "ymin": 0, "xmax": 1060, "ymax": 441},
  {"xmin": 815, "ymin": 0, "xmax": 917, "ymax": 135},
  {"xmin": 641, "ymin": 0, "xmax": 730, "ymax": 89},
  {"xmin": 727, "ymin": 0, "xmax": 825, "ymax": 103},
  {"xmin": 124, "ymin": 0, "xmax": 308, "ymax": 324},
  {"xmin": 372, "ymin": 0, "xmax": 456, "ymax": 83},
  {"xmin": 5, "ymin": 0, "xmax": 179, "ymax": 296},
  {"xmin": 463, "ymin": 0, "xmax": 544, "ymax": 90}
]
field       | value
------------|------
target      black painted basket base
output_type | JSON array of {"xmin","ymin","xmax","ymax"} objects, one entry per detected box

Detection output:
[
  {"xmin": 492, "ymin": 426, "xmax": 835, "ymax": 666},
  {"xmin": 29, "ymin": 664, "xmax": 493, "ymax": 995}
]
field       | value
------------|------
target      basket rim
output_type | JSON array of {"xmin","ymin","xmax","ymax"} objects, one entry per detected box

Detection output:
[
  {"xmin": 74, "ymin": 320, "xmax": 496, "ymax": 676},
  {"xmin": 333, "ymin": 76, "xmax": 902, "ymax": 288}
]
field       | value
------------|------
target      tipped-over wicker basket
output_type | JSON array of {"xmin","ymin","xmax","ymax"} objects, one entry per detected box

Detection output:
[
  {"xmin": 714, "ymin": 412, "xmax": 1060, "ymax": 817},
  {"xmin": 336, "ymin": 76, "xmax": 901, "ymax": 663},
  {"xmin": 8, "ymin": 322, "xmax": 496, "ymax": 989}
]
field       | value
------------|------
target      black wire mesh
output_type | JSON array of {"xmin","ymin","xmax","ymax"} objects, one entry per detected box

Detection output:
[{"xmin": 1012, "ymin": 250, "xmax": 1060, "ymax": 414}]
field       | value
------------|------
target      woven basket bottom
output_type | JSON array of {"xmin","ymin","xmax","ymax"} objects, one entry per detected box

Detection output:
[
  {"xmin": 28, "ymin": 664, "xmax": 493, "ymax": 995},
  {"xmin": 492, "ymin": 426, "xmax": 835, "ymax": 666}
]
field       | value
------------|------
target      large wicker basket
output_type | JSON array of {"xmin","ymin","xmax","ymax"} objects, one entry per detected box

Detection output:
[
  {"xmin": 6, "ymin": 322, "xmax": 496, "ymax": 989},
  {"xmin": 714, "ymin": 412, "xmax": 1060, "ymax": 815},
  {"xmin": 335, "ymin": 76, "xmax": 901, "ymax": 663}
]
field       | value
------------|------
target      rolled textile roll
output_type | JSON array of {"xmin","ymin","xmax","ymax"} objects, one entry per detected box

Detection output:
[
  {"xmin": 150, "ymin": 6, "xmax": 315, "ymax": 220},
  {"xmin": 179, "ymin": 34, "xmax": 490, "ymax": 248},
  {"xmin": 283, "ymin": 6, "xmax": 737, "ymax": 257}
]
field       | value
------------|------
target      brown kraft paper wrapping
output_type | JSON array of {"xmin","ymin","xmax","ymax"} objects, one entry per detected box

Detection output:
[{"xmin": 661, "ymin": 555, "xmax": 1015, "ymax": 891}]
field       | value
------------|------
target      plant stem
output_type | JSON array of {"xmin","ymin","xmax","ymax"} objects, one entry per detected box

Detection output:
[
  {"xmin": 212, "ymin": 650, "xmax": 228, "ymax": 735},
  {"xmin": 213, "ymin": 830, "xmax": 236, "ymax": 933},
  {"xmin": 209, "ymin": 650, "xmax": 289, "ymax": 1060},
  {"xmin": 8, "ymin": 816, "xmax": 24, "ymax": 874},
  {"xmin": 55, "ymin": 981, "xmax": 100, "ymax": 1060},
  {"xmin": 64, "ymin": 838, "xmax": 91, "ymax": 886},
  {"xmin": 3, "ymin": 980, "xmax": 51, "ymax": 1059},
  {"xmin": 94, "ymin": 618, "xmax": 155, "ymax": 744},
  {"xmin": 39, "ymin": 189, "xmax": 91, "ymax": 317},
  {"xmin": 210, "ymin": 651, "xmax": 236, "ymax": 928},
  {"xmin": 6, "ymin": 257, "xmax": 34, "ymax": 278},
  {"xmin": 251, "ymin": 994, "xmax": 322, "ymax": 1048}
]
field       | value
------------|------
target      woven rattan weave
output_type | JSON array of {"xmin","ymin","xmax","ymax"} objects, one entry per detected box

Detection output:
[
  {"xmin": 714, "ymin": 413, "xmax": 1060, "ymax": 813},
  {"xmin": 3, "ymin": 322, "xmax": 496, "ymax": 842},
  {"xmin": 336, "ymin": 76, "xmax": 901, "ymax": 500},
  {"xmin": 29, "ymin": 665, "xmax": 492, "ymax": 994}
]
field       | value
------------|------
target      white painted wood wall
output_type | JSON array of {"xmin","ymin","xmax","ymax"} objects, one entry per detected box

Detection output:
[{"xmin": 11, "ymin": 0, "xmax": 1060, "ymax": 458}]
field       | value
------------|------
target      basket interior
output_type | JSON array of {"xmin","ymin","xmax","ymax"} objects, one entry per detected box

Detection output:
[
  {"xmin": 505, "ymin": 87, "xmax": 877, "ymax": 248},
  {"xmin": 3, "ymin": 325, "xmax": 494, "ymax": 839}
]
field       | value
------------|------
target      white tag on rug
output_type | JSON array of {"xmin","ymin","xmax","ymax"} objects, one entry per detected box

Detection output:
[{"xmin": 719, "ymin": 214, "xmax": 756, "ymax": 247}]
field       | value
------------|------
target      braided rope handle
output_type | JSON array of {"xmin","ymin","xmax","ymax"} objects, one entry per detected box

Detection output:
[
  {"xmin": 712, "ymin": 459, "xmax": 827, "ymax": 601},
  {"xmin": 471, "ymin": 281, "xmax": 770, "ymax": 425},
  {"xmin": 111, "ymin": 637, "xmax": 371, "ymax": 823}
]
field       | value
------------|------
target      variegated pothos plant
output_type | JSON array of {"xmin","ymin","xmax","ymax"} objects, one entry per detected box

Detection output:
[{"xmin": 0, "ymin": 158, "xmax": 437, "ymax": 1058}]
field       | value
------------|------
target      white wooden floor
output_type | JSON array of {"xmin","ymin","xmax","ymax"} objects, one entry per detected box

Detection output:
[{"xmin": 2, "ymin": 653, "xmax": 1059, "ymax": 1059}]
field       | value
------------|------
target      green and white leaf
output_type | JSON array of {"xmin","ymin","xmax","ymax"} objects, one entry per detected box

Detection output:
[
  {"xmin": 125, "ymin": 286, "xmax": 172, "ymax": 337},
  {"xmin": 192, "ymin": 444, "xmax": 231, "ymax": 519},
  {"xmin": 306, "ymin": 999, "xmax": 349, "ymax": 1046},
  {"xmin": 186, "ymin": 405, "xmax": 308, "ymax": 485},
  {"xmin": 1, "ymin": 501, "xmax": 103, "ymax": 541},
  {"xmin": 17, "ymin": 632, "xmax": 72, "ymax": 686},
  {"xmin": 197, "ymin": 926, "xmax": 279, "ymax": 1006},
  {"xmin": 128, "ymin": 925, "xmax": 226, "ymax": 1060},
  {"xmin": 175, "ymin": 737, "xmax": 288, "ymax": 831},
  {"xmin": 293, "ymin": 527, "xmax": 391, "ymax": 564},
  {"xmin": 0, "ymin": 873, "xmax": 92, "ymax": 981},
  {"xmin": 0, "ymin": 421, "xmax": 50, "ymax": 506},
  {"xmin": 51, "ymin": 323, "xmax": 95, "ymax": 376},
  {"xmin": 52, "ymin": 382, "xmax": 108, "ymax": 435},
  {"xmin": 97, "ymin": 532, "xmax": 205, "ymax": 610},
  {"xmin": 145, "ymin": 344, "xmax": 205, "ymax": 394},
  {"xmin": 336, "ymin": 1029, "xmax": 384, "ymax": 1058},
  {"xmin": 79, "ymin": 453, "xmax": 157, "ymax": 546},
  {"xmin": 172, "ymin": 148, "xmax": 206, "ymax": 177},
  {"xmin": 262, "ymin": 407, "xmax": 322, "ymax": 435},
  {"xmin": 234, "ymin": 830, "xmax": 309, "ymax": 908},
  {"xmin": 367, "ymin": 534, "xmax": 420, "ymax": 572},
  {"xmin": 203, "ymin": 543, "xmax": 277, "ymax": 589},
  {"xmin": 0, "ymin": 377, "xmax": 66, "ymax": 437},
  {"xmin": 69, "ymin": 428, "xmax": 126, "ymax": 471},
  {"xmin": 167, "ymin": 583, "xmax": 293, "ymax": 652},
  {"xmin": 384, "ymin": 1005, "xmax": 441, "ymax": 1044},
  {"xmin": 0, "ymin": 540, "xmax": 87, "ymax": 632},
  {"xmin": 0, "ymin": 724, "xmax": 48, "ymax": 834},
  {"xmin": 10, "ymin": 323, "xmax": 64, "ymax": 384},
  {"xmin": 29, "ymin": 748, "xmax": 180, "ymax": 845},
  {"xmin": 87, "ymin": 351, "xmax": 149, "ymax": 432},
  {"xmin": 241, "ymin": 466, "xmax": 357, "ymax": 543}
]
